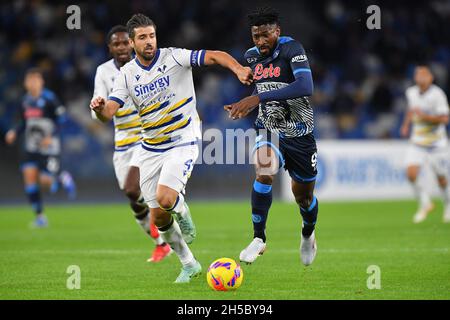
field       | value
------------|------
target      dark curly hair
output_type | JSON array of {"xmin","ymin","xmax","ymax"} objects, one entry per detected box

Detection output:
[
  {"xmin": 106, "ymin": 25, "xmax": 127, "ymax": 44},
  {"xmin": 126, "ymin": 13, "xmax": 156, "ymax": 39},
  {"xmin": 247, "ymin": 6, "xmax": 280, "ymax": 27}
]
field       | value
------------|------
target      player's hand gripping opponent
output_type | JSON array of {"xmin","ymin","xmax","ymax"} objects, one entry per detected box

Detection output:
[{"xmin": 224, "ymin": 95, "xmax": 260, "ymax": 120}]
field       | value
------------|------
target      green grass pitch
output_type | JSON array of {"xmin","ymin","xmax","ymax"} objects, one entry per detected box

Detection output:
[{"xmin": 0, "ymin": 200, "xmax": 449, "ymax": 299}]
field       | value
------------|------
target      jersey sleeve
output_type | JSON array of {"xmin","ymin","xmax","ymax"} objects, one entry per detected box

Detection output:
[
  {"xmin": 51, "ymin": 94, "xmax": 67, "ymax": 124},
  {"xmin": 93, "ymin": 66, "xmax": 108, "ymax": 100},
  {"xmin": 170, "ymin": 48, "xmax": 206, "ymax": 68},
  {"xmin": 109, "ymin": 70, "xmax": 128, "ymax": 107},
  {"xmin": 12, "ymin": 103, "xmax": 26, "ymax": 134},
  {"xmin": 405, "ymin": 88, "xmax": 414, "ymax": 109},
  {"xmin": 435, "ymin": 90, "xmax": 449, "ymax": 115},
  {"xmin": 286, "ymin": 41, "xmax": 312, "ymax": 79}
]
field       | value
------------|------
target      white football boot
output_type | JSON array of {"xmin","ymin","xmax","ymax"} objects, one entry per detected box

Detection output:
[
  {"xmin": 413, "ymin": 202, "xmax": 434, "ymax": 223},
  {"xmin": 239, "ymin": 237, "xmax": 266, "ymax": 264},
  {"xmin": 300, "ymin": 230, "xmax": 317, "ymax": 266}
]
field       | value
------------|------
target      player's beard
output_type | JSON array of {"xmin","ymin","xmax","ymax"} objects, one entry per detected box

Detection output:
[
  {"xmin": 259, "ymin": 45, "xmax": 272, "ymax": 56},
  {"xmin": 139, "ymin": 46, "xmax": 156, "ymax": 61}
]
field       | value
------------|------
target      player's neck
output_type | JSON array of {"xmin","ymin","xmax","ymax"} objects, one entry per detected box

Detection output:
[
  {"xmin": 419, "ymin": 84, "xmax": 431, "ymax": 93},
  {"xmin": 113, "ymin": 59, "xmax": 129, "ymax": 69},
  {"xmin": 136, "ymin": 54, "xmax": 156, "ymax": 67},
  {"xmin": 29, "ymin": 89, "xmax": 42, "ymax": 98}
]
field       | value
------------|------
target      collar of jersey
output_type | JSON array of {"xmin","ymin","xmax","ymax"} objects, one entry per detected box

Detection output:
[
  {"xmin": 271, "ymin": 36, "xmax": 294, "ymax": 58},
  {"xmin": 135, "ymin": 49, "xmax": 160, "ymax": 71},
  {"xmin": 26, "ymin": 90, "xmax": 45, "ymax": 103}
]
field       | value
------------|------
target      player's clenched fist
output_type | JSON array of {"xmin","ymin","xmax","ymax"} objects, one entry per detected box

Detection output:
[
  {"xmin": 5, "ymin": 130, "xmax": 17, "ymax": 145},
  {"xmin": 237, "ymin": 66, "xmax": 253, "ymax": 85},
  {"xmin": 90, "ymin": 96, "xmax": 105, "ymax": 113}
]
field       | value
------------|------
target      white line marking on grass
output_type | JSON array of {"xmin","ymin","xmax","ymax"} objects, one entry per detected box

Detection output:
[{"xmin": 3, "ymin": 248, "xmax": 448, "ymax": 255}]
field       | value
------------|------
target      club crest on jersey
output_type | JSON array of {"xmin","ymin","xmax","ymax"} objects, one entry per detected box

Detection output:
[
  {"xmin": 157, "ymin": 65, "xmax": 167, "ymax": 73},
  {"xmin": 254, "ymin": 63, "xmax": 281, "ymax": 81}
]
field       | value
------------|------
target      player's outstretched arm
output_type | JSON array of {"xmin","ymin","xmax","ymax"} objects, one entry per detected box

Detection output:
[
  {"xmin": 90, "ymin": 97, "xmax": 120, "ymax": 122},
  {"xmin": 204, "ymin": 51, "xmax": 253, "ymax": 85}
]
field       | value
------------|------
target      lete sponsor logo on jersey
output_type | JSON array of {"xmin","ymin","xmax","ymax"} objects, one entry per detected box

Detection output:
[
  {"xmin": 134, "ymin": 76, "xmax": 170, "ymax": 97},
  {"xmin": 254, "ymin": 63, "xmax": 281, "ymax": 81},
  {"xmin": 291, "ymin": 55, "xmax": 308, "ymax": 63}
]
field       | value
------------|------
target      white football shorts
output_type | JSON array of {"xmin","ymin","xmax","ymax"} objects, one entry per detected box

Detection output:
[
  {"xmin": 405, "ymin": 144, "xmax": 449, "ymax": 177},
  {"xmin": 139, "ymin": 143, "xmax": 199, "ymax": 208},
  {"xmin": 113, "ymin": 145, "xmax": 142, "ymax": 190}
]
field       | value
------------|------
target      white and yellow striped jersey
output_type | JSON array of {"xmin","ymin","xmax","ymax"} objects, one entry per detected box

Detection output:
[
  {"xmin": 406, "ymin": 84, "xmax": 449, "ymax": 148},
  {"xmin": 109, "ymin": 48, "xmax": 204, "ymax": 152},
  {"xmin": 93, "ymin": 58, "xmax": 142, "ymax": 151}
]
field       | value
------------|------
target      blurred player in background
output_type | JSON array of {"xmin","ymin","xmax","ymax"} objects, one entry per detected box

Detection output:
[
  {"xmin": 401, "ymin": 65, "xmax": 450, "ymax": 223},
  {"xmin": 92, "ymin": 25, "xmax": 171, "ymax": 263},
  {"xmin": 5, "ymin": 69, "xmax": 76, "ymax": 228},
  {"xmin": 225, "ymin": 7, "xmax": 319, "ymax": 266},
  {"xmin": 91, "ymin": 14, "xmax": 252, "ymax": 283}
]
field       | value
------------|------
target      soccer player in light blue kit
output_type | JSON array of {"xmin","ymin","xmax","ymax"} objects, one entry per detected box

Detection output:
[{"xmin": 91, "ymin": 14, "xmax": 253, "ymax": 283}]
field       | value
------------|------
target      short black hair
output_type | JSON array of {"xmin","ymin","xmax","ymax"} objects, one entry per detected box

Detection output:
[
  {"xmin": 25, "ymin": 67, "xmax": 43, "ymax": 77},
  {"xmin": 126, "ymin": 13, "xmax": 156, "ymax": 39},
  {"xmin": 106, "ymin": 25, "xmax": 127, "ymax": 44},
  {"xmin": 247, "ymin": 6, "xmax": 280, "ymax": 27},
  {"xmin": 416, "ymin": 63, "xmax": 430, "ymax": 69}
]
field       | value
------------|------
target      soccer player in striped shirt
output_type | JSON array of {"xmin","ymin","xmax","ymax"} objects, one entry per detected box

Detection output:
[
  {"xmin": 91, "ymin": 25, "xmax": 171, "ymax": 262},
  {"xmin": 91, "ymin": 14, "xmax": 252, "ymax": 283},
  {"xmin": 401, "ymin": 65, "xmax": 450, "ymax": 223}
]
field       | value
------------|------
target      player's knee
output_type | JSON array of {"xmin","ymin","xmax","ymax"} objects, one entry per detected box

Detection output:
[
  {"xmin": 406, "ymin": 172, "xmax": 417, "ymax": 183},
  {"xmin": 156, "ymin": 192, "xmax": 177, "ymax": 211},
  {"xmin": 437, "ymin": 175, "xmax": 447, "ymax": 188},
  {"xmin": 406, "ymin": 167, "xmax": 418, "ymax": 182},
  {"xmin": 295, "ymin": 194, "xmax": 313, "ymax": 209},
  {"xmin": 256, "ymin": 175, "xmax": 273, "ymax": 185}
]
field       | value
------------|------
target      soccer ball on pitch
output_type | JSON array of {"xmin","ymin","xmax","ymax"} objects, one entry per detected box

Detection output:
[{"xmin": 206, "ymin": 257, "xmax": 243, "ymax": 291}]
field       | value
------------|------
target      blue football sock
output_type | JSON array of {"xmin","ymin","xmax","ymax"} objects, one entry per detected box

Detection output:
[
  {"xmin": 300, "ymin": 196, "xmax": 318, "ymax": 237},
  {"xmin": 251, "ymin": 180, "xmax": 272, "ymax": 242},
  {"xmin": 25, "ymin": 184, "xmax": 43, "ymax": 215},
  {"xmin": 50, "ymin": 178, "xmax": 59, "ymax": 194}
]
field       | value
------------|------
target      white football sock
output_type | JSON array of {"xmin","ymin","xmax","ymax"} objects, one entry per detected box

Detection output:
[
  {"xmin": 172, "ymin": 193, "xmax": 186, "ymax": 218},
  {"xmin": 158, "ymin": 218, "xmax": 194, "ymax": 266},
  {"xmin": 154, "ymin": 236, "xmax": 164, "ymax": 245},
  {"xmin": 411, "ymin": 179, "xmax": 431, "ymax": 209},
  {"xmin": 440, "ymin": 184, "xmax": 450, "ymax": 207},
  {"xmin": 136, "ymin": 215, "xmax": 151, "ymax": 236}
]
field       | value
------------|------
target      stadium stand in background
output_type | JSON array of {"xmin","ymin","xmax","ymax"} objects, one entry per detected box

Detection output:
[{"xmin": 0, "ymin": 0, "xmax": 449, "ymax": 201}]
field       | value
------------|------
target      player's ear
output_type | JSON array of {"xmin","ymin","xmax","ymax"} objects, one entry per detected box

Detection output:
[
  {"xmin": 129, "ymin": 38, "xmax": 135, "ymax": 49},
  {"xmin": 275, "ymin": 26, "xmax": 280, "ymax": 37}
]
